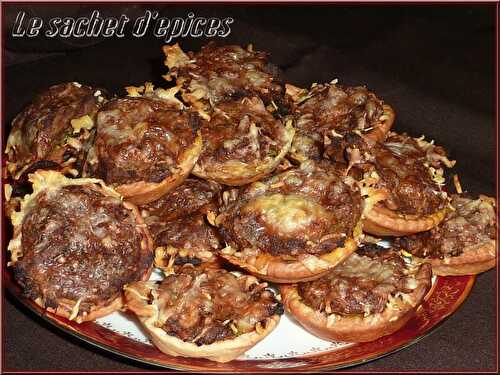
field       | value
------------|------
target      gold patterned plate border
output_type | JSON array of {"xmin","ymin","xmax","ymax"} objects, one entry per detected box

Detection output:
[{"xmin": 4, "ymin": 269, "xmax": 475, "ymax": 372}]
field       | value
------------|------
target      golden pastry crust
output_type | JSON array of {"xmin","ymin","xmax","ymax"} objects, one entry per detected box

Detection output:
[
  {"xmin": 124, "ymin": 269, "xmax": 281, "ymax": 362},
  {"xmin": 216, "ymin": 161, "xmax": 363, "ymax": 282},
  {"xmin": 7, "ymin": 170, "xmax": 154, "ymax": 323},
  {"xmin": 44, "ymin": 294, "xmax": 125, "ymax": 323},
  {"xmin": 219, "ymin": 236, "xmax": 360, "ymax": 283},
  {"xmin": 84, "ymin": 84, "xmax": 202, "ymax": 205},
  {"xmin": 362, "ymin": 204, "xmax": 449, "ymax": 236},
  {"xmin": 411, "ymin": 241, "xmax": 495, "ymax": 276},
  {"xmin": 138, "ymin": 313, "xmax": 279, "ymax": 363},
  {"xmin": 191, "ymin": 97, "xmax": 295, "ymax": 186},
  {"xmin": 280, "ymin": 249, "xmax": 432, "ymax": 342}
]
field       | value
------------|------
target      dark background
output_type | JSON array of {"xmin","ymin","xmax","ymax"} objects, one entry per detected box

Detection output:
[{"xmin": 2, "ymin": 4, "xmax": 497, "ymax": 372}]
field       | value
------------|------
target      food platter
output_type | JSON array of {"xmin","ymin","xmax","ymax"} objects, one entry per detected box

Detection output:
[
  {"xmin": 2, "ymin": 26, "xmax": 494, "ymax": 372},
  {"xmin": 4, "ymin": 267, "xmax": 475, "ymax": 372}
]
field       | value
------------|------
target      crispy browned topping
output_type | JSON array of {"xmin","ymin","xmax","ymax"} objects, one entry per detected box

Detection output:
[
  {"xmin": 346, "ymin": 132, "xmax": 451, "ymax": 215},
  {"xmin": 165, "ymin": 42, "xmax": 285, "ymax": 107},
  {"xmin": 291, "ymin": 83, "xmax": 385, "ymax": 161},
  {"xmin": 140, "ymin": 178, "xmax": 220, "ymax": 222},
  {"xmin": 396, "ymin": 194, "xmax": 497, "ymax": 259},
  {"xmin": 14, "ymin": 184, "xmax": 152, "ymax": 314},
  {"xmin": 5, "ymin": 82, "xmax": 104, "ymax": 181},
  {"xmin": 155, "ymin": 267, "xmax": 282, "ymax": 345}
]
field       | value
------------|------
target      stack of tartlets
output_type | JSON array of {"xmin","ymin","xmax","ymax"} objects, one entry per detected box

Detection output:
[{"xmin": 4, "ymin": 42, "xmax": 496, "ymax": 363}]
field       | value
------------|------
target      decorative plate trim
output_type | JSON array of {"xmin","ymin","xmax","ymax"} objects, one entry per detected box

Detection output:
[{"xmin": 4, "ymin": 269, "xmax": 475, "ymax": 372}]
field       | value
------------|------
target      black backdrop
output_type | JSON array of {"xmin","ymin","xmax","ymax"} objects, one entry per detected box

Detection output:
[{"xmin": 3, "ymin": 4, "xmax": 497, "ymax": 371}]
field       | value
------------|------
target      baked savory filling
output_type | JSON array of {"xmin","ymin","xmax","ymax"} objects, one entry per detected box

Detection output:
[
  {"xmin": 192, "ymin": 96, "xmax": 295, "ymax": 185},
  {"xmin": 4, "ymin": 82, "xmax": 105, "ymax": 189},
  {"xmin": 124, "ymin": 266, "xmax": 282, "ymax": 362},
  {"xmin": 299, "ymin": 246, "xmax": 422, "ymax": 315},
  {"xmin": 395, "ymin": 194, "xmax": 496, "ymax": 275},
  {"xmin": 280, "ymin": 244, "xmax": 432, "ymax": 342},
  {"xmin": 140, "ymin": 178, "xmax": 222, "ymax": 269},
  {"xmin": 84, "ymin": 84, "xmax": 202, "ymax": 204},
  {"xmin": 7, "ymin": 170, "xmax": 153, "ymax": 323},
  {"xmin": 152, "ymin": 213, "xmax": 222, "ymax": 270},
  {"xmin": 163, "ymin": 42, "xmax": 286, "ymax": 112},
  {"xmin": 140, "ymin": 178, "xmax": 220, "ymax": 222},
  {"xmin": 351, "ymin": 132, "xmax": 454, "ymax": 216},
  {"xmin": 287, "ymin": 81, "xmax": 394, "ymax": 162},
  {"xmin": 215, "ymin": 161, "xmax": 363, "ymax": 282}
]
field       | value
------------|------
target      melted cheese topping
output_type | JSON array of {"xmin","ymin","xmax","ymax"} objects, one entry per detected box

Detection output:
[
  {"xmin": 9, "ymin": 170, "xmax": 119, "ymax": 228},
  {"xmin": 71, "ymin": 115, "xmax": 94, "ymax": 134},
  {"xmin": 242, "ymin": 193, "xmax": 329, "ymax": 235},
  {"xmin": 125, "ymin": 82, "xmax": 185, "ymax": 110},
  {"xmin": 337, "ymin": 252, "xmax": 401, "ymax": 282}
]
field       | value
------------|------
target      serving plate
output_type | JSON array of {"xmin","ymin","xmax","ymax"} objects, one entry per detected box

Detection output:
[{"xmin": 4, "ymin": 267, "xmax": 475, "ymax": 372}]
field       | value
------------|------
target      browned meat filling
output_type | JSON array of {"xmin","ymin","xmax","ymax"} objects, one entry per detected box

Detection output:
[
  {"xmin": 86, "ymin": 96, "xmax": 200, "ymax": 185},
  {"xmin": 5, "ymin": 82, "xmax": 104, "ymax": 182},
  {"xmin": 156, "ymin": 267, "xmax": 283, "ymax": 345},
  {"xmin": 196, "ymin": 97, "xmax": 288, "ymax": 169},
  {"xmin": 346, "ymin": 133, "xmax": 451, "ymax": 215},
  {"xmin": 140, "ymin": 178, "xmax": 222, "ymax": 265},
  {"xmin": 165, "ymin": 42, "xmax": 285, "ymax": 107},
  {"xmin": 150, "ymin": 213, "xmax": 222, "ymax": 265},
  {"xmin": 140, "ymin": 178, "xmax": 220, "ymax": 222},
  {"xmin": 395, "ymin": 194, "xmax": 496, "ymax": 259},
  {"xmin": 218, "ymin": 162, "xmax": 362, "ymax": 256},
  {"xmin": 14, "ymin": 185, "xmax": 152, "ymax": 314},
  {"xmin": 291, "ymin": 83, "xmax": 385, "ymax": 161},
  {"xmin": 298, "ymin": 245, "xmax": 416, "ymax": 316}
]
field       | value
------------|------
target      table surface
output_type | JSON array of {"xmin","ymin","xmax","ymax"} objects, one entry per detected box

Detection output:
[{"xmin": 2, "ymin": 4, "xmax": 497, "ymax": 372}]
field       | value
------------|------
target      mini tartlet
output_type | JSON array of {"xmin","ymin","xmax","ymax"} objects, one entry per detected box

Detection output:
[
  {"xmin": 4, "ymin": 82, "xmax": 106, "ymax": 212},
  {"xmin": 347, "ymin": 132, "xmax": 456, "ymax": 236},
  {"xmin": 124, "ymin": 266, "xmax": 283, "ymax": 362},
  {"xmin": 395, "ymin": 194, "xmax": 496, "ymax": 275},
  {"xmin": 191, "ymin": 96, "xmax": 295, "ymax": 185},
  {"xmin": 7, "ymin": 170, "xmax": 154, "ymax": 323},
  {"xmin": 4, "ymin": 82, "xmax": 106, "ymax": 181},
  {"xmin": 140, "ymin": 178, "xmax": 221, "ymax": 222},
  {"xmin": 285, "ymin": 81, "xmax": 395, "ymax": 163},
  {"xmin": 215, "ymin": 161, "xmax": 363, "ymax": 283},
  {"xmin": 140, "ymin": 178, "xmax": 223, "ymax": 270},
  {"xmin": 280, "ymin": 244, "xmax": 432, "ymax": 342},
  {"xmin": 84, "ymin": 83, "xmax": 202, "ymax": 205},
  {"xmin": 163, "ymin": 42, "xmax": 287, "ymax": 113}
]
